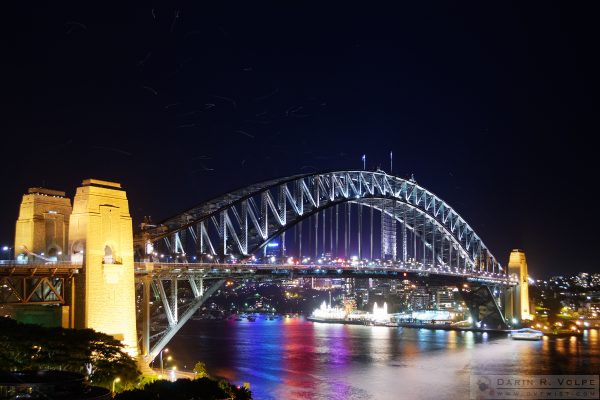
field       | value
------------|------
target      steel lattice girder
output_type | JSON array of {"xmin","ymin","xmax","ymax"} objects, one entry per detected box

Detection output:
[
  {"xmin": 136, "ymin": 171, "xmax": 502, "ymax": 273},
  {"xmin": 137, "ymin": 277, "xmax": 225, "ymax": 363},
  {"xmin": 0, "ymin": 276, "xmax": 65, "ymax": 304}
]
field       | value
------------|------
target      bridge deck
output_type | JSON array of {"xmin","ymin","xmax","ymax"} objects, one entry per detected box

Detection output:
[
  {"xmin": 134, "ymin": 262, "xmax": 516, "ymax": 285},
  {"xmin": 0, "ymin": 261, "xmax": 82, "ymax": 277},
  {"xmin": 0, "ymin": 261, "xmax": 516, "ymax": 285}
]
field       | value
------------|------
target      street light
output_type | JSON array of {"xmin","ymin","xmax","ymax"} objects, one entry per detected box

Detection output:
[
  {"xmin": 112, "ymin": 377, "xmax": 121, "ymax": 395},
  {"xmin": 1, "ymin": 246, "xmax": 13, "ymax": 261},
  {"xmin": 159, "ymin": 348, "xmax": 169, "ymax": 375}
]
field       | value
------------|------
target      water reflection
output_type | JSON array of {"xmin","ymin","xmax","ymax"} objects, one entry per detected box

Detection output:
[{"xmin": 169, "ymin": 318, "xmax": 600, "ymax": 400}]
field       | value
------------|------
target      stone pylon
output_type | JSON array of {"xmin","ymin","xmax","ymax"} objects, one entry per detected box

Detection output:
[
  {"xmin": 505, "ymin": 249, "xmax": 531, "ymax": 321},
  {"xmin": 68, "ymin": 179, "xmax": 138, "ymax": 356},
  {"xmin": 14, "ymin": 188, "xmax": 72, "ymax": 261}
]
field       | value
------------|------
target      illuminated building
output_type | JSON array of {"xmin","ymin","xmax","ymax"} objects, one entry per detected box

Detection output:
[
  {"xmin": 435, "ymin": 287, "xmax": 455, "ymax": 310},
  {"xmin": 410, "ymin": 286, "xmax": 429, "ymax": 310}
]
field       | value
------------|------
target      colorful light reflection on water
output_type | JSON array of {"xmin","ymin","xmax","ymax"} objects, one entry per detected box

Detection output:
[{"xmin": 168, "ymin": 316, "xmax": 600, "ymax": 400}]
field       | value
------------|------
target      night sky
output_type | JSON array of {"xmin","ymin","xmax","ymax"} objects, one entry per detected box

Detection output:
[{"xmin": 2, "ymin": 3, "xmax": 598, "ymax": 277}]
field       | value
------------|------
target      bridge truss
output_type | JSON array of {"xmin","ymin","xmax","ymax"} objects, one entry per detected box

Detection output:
[
  {"xmin": 136, "ymin": 263, "xmax": 229, "ymax": 363},
  {"xmin": 0, "ymin": 263, "xmax": 77, "ymax": 305},
  {"xmin": 138, "ymin": 170, "xmax": 503, "ymax": 277}
]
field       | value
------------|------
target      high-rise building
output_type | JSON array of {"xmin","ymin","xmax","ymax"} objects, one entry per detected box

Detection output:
[
  {"xmin": 435, "ymin": 287, "xmax": 455, "ymax": 310},
  {"xmin": 410, "ymin": 286, "xmax": 429, "ymax": 310}
]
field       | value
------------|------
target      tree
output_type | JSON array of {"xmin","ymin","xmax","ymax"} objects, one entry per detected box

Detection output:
[
  {"xmin": 114, "ymin": 377, "xmax": 252, "ymax": 400},
  {"xmin": 0, "ymin": 317, "xmax": 140, "ymax": 389},
  {"xmin": 193, "ymin": 361, "xmax": 209, "ymax": 378}
]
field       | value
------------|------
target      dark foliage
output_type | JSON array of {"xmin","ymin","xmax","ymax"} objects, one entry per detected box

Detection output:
[
  {"xmin": 0, "ymin": 317, "xmax": 139, "ymax": 388},
  {"xmin": 115, "ymin": 377, "xmax": 252, "ymax": 400}
]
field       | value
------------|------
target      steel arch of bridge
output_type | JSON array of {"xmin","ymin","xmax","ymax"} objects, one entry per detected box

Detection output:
[{"xmin": 138, "ymin": 170, "xmax": 502, "ymax": 274}]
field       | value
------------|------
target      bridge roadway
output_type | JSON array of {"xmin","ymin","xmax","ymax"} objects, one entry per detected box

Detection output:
[
  {"xmin": 136, "ymin": 261, "xmax": 516, "ymax": 286},
  {"xmin": 1, "ymin": 259, "xmax": 515, "ymax": 362},
  {"xmin": 0, "ymin": 260, "xmax": 516, "ymax": 286}
]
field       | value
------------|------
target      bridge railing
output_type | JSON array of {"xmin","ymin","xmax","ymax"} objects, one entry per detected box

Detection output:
[
  {"xmin": 0, "ymin": 260, "xmax": 515, "ymax": 283},
  {"xmin": 0, "ymin": 260, "xmax": 83, "ymax": 265},
  {"xmin": 0, "ymin": 260, "xmax": 83, "ymax": 276},
  {"xmin": 133, "ymin": 261, "xmax": 516, "ymax": 284}
]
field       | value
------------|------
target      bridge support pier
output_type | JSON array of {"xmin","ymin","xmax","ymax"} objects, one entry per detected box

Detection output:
[
  {"xmin": 141, "ymin": 276, "xmax": 151, "ymax": 357},
  {"xmin": 146, "ymin": 279, "xmax": 225, "ymax": 363},
  {"xmin": 171, "ymin": 278, "xmax": 178, "ymax": 324},
  {"xmin": 459, "ymin": 284, "xmax": 508, "ymax": 330}
]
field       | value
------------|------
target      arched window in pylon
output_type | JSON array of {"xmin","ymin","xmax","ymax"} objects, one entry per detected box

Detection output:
[
  {"xmin": 47, "ymin": 246, "xmax": 61, "ymax": 261},
  {"xmin": 103, "ymin": 245, "xmax": 114, "ymax": 264},
  {"xmin": 71, "ymin": 240, "xmax": 84, "ymax": 263}
]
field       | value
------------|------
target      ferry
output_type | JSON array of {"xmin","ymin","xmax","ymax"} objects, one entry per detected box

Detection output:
[{"xmin": 509, "ymin": 328, "xmax": 544, "ymax": 340}]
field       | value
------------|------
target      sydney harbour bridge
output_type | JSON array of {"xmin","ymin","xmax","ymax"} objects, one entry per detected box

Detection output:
[{"xmin": 0, "ymin": 170, "xmax": 520, "ymax": 366}]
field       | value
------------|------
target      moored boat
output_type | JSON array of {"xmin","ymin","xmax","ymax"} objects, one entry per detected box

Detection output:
[{"xmin": 509, "ymin": 328, "xmax": 544, "ymax": 340}]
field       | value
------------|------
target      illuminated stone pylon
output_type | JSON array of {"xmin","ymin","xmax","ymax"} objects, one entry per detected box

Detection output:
[
  {"xmin": 69, "ymin": 179, "xmax": 138, "ymax": 356},
  {"xmin": 14, "ymin": 188, "xmax": 72, "ymax": 261},
  {"xmin": 505, "ymin": 249, "xmax": 531, "ymax": 321}
]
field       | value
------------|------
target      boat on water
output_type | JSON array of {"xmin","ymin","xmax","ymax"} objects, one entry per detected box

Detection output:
[
  {"xmin": 545, "ymin": 328, "xmax": 583, "ymax": 338},
  {"xmin": 247, "ymin": 315, "xmax": 256, "ymax": 322},
  {"xmin": 509, "ymin": 328, "xmax": 544, "ymax": 340}
]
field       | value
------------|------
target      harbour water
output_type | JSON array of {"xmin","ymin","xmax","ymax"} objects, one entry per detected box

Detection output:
[{"xmin": 167, "ymin": 316, "xmax": 599, "ymax": 400}]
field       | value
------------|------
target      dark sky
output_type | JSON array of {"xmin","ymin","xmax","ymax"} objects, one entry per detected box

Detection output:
[{"xmin": 2, "ymin": 3, "xmax": 598, "ymax": 277}]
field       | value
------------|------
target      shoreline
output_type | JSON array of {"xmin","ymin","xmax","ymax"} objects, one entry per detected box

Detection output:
[
  {"xmin": 307, "ymin": 318, "xmax": 588, "ymax": 336},
  {"xmin": 307, "ymin": 317, "xmax": 510, "ymax": 332}
]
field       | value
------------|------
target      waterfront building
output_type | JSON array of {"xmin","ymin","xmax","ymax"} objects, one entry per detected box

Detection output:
[{"xmin": 410, "ymin": 286, "xmax": 429, "ymax": 310}]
